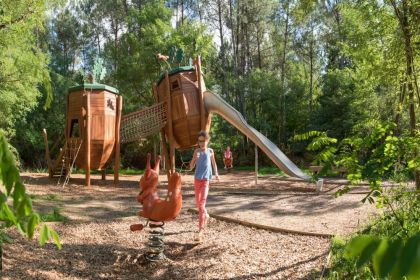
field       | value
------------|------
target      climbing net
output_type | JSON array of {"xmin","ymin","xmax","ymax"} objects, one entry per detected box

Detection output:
[{"xmin": 120, "ymin": 101, "xmax": 167, "ymax": 143}]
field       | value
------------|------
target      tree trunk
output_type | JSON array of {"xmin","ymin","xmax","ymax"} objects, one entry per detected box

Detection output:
[
  {"xmin": 257, "ymin": 28, "xmax": 262, "ymax": 69},
  {"xmin": 181, "ymin": 0, "xmax": 184, "ymax": 25},
  {"xmin": 391, "ymin": 0, "xmax": 420, "ymax": 189},
  {"xmin": 309, "ymin": 25, "xmax": 314, "ymax": 114},
  {"xmin": 278, "ymin": 4, "xmax": 289, "ymax": 146},
  {"xmin": 217, "ymin": 0, "xmax": 227, "ymax": 96},
  {"xmin": 229, "ymin": 0, "xmax": 237, "ymax": 73},
  {"xmin": 394, "ymin": 75, "xmax": 406, "ymax": 135}
]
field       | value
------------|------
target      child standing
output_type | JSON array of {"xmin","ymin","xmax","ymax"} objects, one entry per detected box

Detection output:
[
  {"xmin": 189, "ymin": 130, "xmax": 219, "ymax": 242},
  {"xmin": 223, "ymin": 146, "xmax": 233, "ymax": 169}
]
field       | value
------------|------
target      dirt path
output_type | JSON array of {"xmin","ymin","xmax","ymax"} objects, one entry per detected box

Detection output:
[
  {"xmin": 21, "ymin": 171, "xmax": 378, "ymax": 236},
  {"xmin": 1, "ymin": 171, "xmax": 379, "ymax": 279}
]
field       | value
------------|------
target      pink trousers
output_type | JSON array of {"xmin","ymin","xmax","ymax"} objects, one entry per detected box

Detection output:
[{"xmin": 194, "ymin": 179, "xmax": 209, "ymax": 230}]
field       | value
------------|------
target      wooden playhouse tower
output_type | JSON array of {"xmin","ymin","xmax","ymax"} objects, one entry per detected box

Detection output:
[
  {"xmin": 154, "ymin": 57, "xmax": 210, "ymax": 174},
  {"xmin": 44, "ymin": 83, "xmax": 122, "ymax": 187}
]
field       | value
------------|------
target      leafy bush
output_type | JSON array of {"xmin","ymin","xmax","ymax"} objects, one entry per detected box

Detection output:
[
  {"xmin": 0, "ymin": 130, "xmax": 61, "ymax": 269},
  {"xmin": 295, "ymin": 122, "xmax": 419, "ymax": 279},
  {"xmin": 327, "ymin": 188, "xmax": 420, "ymax": 279}
]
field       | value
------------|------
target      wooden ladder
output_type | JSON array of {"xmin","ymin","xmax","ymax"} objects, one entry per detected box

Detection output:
[{"xmin": 57, "ymin": 138, "xmax": 83, "ymax": 187}]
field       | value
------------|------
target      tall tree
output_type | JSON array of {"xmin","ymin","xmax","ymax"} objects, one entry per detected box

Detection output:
[
  {"xmin": 388, "ymin": 0, "xmax": 420, "ymax": 188},
  {"xmin": 0, "ymin": 0, "xmax": 52, "ymax": 139}
]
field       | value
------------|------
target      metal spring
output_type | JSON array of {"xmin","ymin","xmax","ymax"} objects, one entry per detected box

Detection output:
[{"xmin": 145, "ymin": 221, "xmax": 165, "ymax": 262}]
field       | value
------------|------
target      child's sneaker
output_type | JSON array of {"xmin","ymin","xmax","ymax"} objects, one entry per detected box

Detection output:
[{"xmin": 194, "ymin": 230, "xmax": 203, "ymax": 242}]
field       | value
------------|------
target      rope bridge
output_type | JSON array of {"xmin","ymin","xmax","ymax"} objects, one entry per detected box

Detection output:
[{"xmin": 120, "ymin": 101, "xmax": 167, "ymax": 143}]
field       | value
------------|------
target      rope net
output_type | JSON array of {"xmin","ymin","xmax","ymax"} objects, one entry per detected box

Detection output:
[{"xmin": 121, "ymin": 101, "xmax": 167, "ymax": 143}]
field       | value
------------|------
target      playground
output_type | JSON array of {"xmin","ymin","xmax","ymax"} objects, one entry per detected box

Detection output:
[
  {"xmin": 2, "ymin": 0, "xmax": 420, "ymax": 276},
  {"xmin": 1, "ymin": 171, "xmax": 379, "ymax": 279}
]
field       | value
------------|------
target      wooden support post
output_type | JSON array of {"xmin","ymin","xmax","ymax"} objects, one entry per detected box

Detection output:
[
  {"xmin": 114, "ymin": 95, "xmax": 122, "ymax": 185},
  {"xmin": 164, "ymin": 71, "xmax": 175, "ymax": 174},
  {"xmin": 101, "ymin": 170, "xmax": 106, "ymax": 180},
  {"xmin": 255, "ymin": 144, "xmax": 258, "ymax": 186},
  {"xmin": 64, "ymin": 94, "xmax": 70, "ymax": 177},
  {"xmin": 160, "ymin": 129, "xmax": 171, "ymax": 181},
  {"xmin": 65, "ymin": 94, "xmax": 69, "ymax": 141},
  {"xmin": 42, "ymin": 129, "xmax": 53, "ymax": 178},
  {"xmin": 195, "ymin": 56, "xmax": 206, "ymax": 130},
  {"xmin": 170, "ymin": 142, "xmax": 175, "ymax": 175},
  {"xmin": 160, "ymin": 139, "xmax": 166, "ymax": 171},
  {"xmin": 152, "ymin": 84, "xmax": 162, "ymax": 171},
  {"xmin": 85, "ymin": 92, "xmax": 91, "ymax": 187}
]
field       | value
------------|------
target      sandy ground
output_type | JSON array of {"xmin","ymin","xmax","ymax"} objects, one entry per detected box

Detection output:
[{"xmin": 1, "ymin": 171, "xmax": 379, "ymax": 279}]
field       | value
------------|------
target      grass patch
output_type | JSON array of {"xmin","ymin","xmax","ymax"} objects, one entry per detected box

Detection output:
[
  {"xmin": 29, "ymin": 193, "xmax": 62, "ymax": 201},
  {"xmin": 73, "ymin": 168, "xmax": 144, "ymax": 175},
  {"xmin": 24, "ymin": 168, "xmax": 144, "ymax": 175},
  {"xmin": 40, "ymin": 207, "xmax": 69, "ymax": 222},
  {"xmin": 233, "ymin": 165, "xmax": 288, "ymax": 176}
]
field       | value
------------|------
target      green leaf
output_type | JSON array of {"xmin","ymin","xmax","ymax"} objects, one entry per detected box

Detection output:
[
  {"xmin": 344, "ymin": 235, "xmax": 376, "ymax": 259},
  {"xmin": 373, "ymin": 239, "xmax": 402, "ymax": 278},
  {"xmin": 39, "ymin": 224, "xmax": 49, "ymax": 246},
  {"xmin": 48, "ymin": 228, "xmax": 62, "ymax": 250},
  {"xmin": 399, "ymin": 233, "xmax": 420, "ymax": 278},
  {"xmin": 0, "ymin": 192, "xmax": 7, "ymax": 204},
  {"xmin": 357, "ymin": 239, "xmax": 381, "ymax": 268},
  {"xmin": 13, "ymin": 181, "xmax": 26, "ymax": 204},
  {"xmin": 16, "ymin": 222, "xmax": 25, "ymax": 235},
  {"xmin": 0, "ymin": 204, "xmax": 17, "ymax": 224},
  {"xmin": 27, "ymin": 214, "xmax": 40, "ymax": 239}
]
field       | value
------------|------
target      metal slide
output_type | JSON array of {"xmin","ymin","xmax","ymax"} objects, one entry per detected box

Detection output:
[{"xmin": 203, "ymin": 90, "xmax": 311, "ymax": 181}]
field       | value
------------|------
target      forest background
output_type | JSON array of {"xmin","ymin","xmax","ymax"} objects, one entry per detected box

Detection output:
[{"xmin": 0, "ymin": 0, "xmax": 418, "ymax": 183}]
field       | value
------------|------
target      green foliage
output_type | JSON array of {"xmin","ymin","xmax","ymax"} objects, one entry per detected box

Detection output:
[
  {"xmin": 12, "ymin": 72, "xmax": 72, "ymax": 167},
  {"xmin": 328, "ymin": 189, "xmax": 420, "ymax": 279},
  {"xmin": 29, "ymin": 193, "xmax": 62, "ymax": 201},
  {"xmin": 40, "ymin": 207, "xmax": 68, "ymax": 223},
  {"xmin": 0, "ymin": 131, "xmax": 61, "ymax": 249},
  {"xmin": 92, "ymin": 58, "xmax": 107, "ymax": 83},
  {"xmin": 294, "ymin": 121, "xmax": 417, "ymax": 187},
  {"xmin": 293, "ymin": 131, "xmax": 338, "ymax": 177},
  {"xmin": 0, "ymin": 0, "xmax": 53, "ymax": 138}
]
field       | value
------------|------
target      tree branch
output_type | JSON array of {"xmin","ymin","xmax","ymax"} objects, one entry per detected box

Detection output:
[{"xmin": 0, "ymin": 9, "xmax": 34, "ymax": 30}]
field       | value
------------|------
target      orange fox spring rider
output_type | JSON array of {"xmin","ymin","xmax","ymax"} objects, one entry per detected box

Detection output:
[{"xmin": 130, "ymin": 153, "xmax": 182, "ymax": 261}]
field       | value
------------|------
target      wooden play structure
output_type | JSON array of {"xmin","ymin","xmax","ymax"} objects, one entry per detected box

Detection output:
[
  {"xmin": 43, "ymin": 83, "xmax": 122, "ymax": 187},
  {"xmin": 120, "ymin": 57, "xmax": 210, "ymax": 177},
  {"xmin": 43, "ymin": 56, "xmax": 309, "ymax": 187},
  {"xmin": 121, "ymin": 55, "xmax": 310, "ymax": 181},
  {"xmin": 154, "ymin": 58, "xmax": 211, "ymax": 174}
]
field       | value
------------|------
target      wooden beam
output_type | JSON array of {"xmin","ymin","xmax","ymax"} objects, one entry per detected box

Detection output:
[
  {"xmin": 255, "ymin": 144, "xmax": 258, "ymax": 186},
  {"xmin": 160, "ymin": 129, "xmax": 171, "ymax": 181},
  {"xmin": 42, "ymin": 129, "xmax": 53, "ymax": 178},
  {"xmin": 187, "ymin": 208, "xmax": 332, "ymax": 237},
  {"xmin": 195, "ymin": 56, "xmax": 206, "ymax": 130},
  {"xmin": 65, "ymin": 93, "xmax": 70, "ymax": 177},
  {"xmin": 164, "ymin": 72, "xmax": 175, "ymax": 174},
  {"xmin": 114, "ymin": 95, "xmax": 122, "ymax": 185},
  {"xmin": 85, "ymin": 92, "xmax": 91, "ymax": 187}
]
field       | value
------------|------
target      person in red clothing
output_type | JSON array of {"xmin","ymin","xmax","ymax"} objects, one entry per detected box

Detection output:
[{"xmin": 223, "ymin": 146, "xmax": 233, "ymax": 170}]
